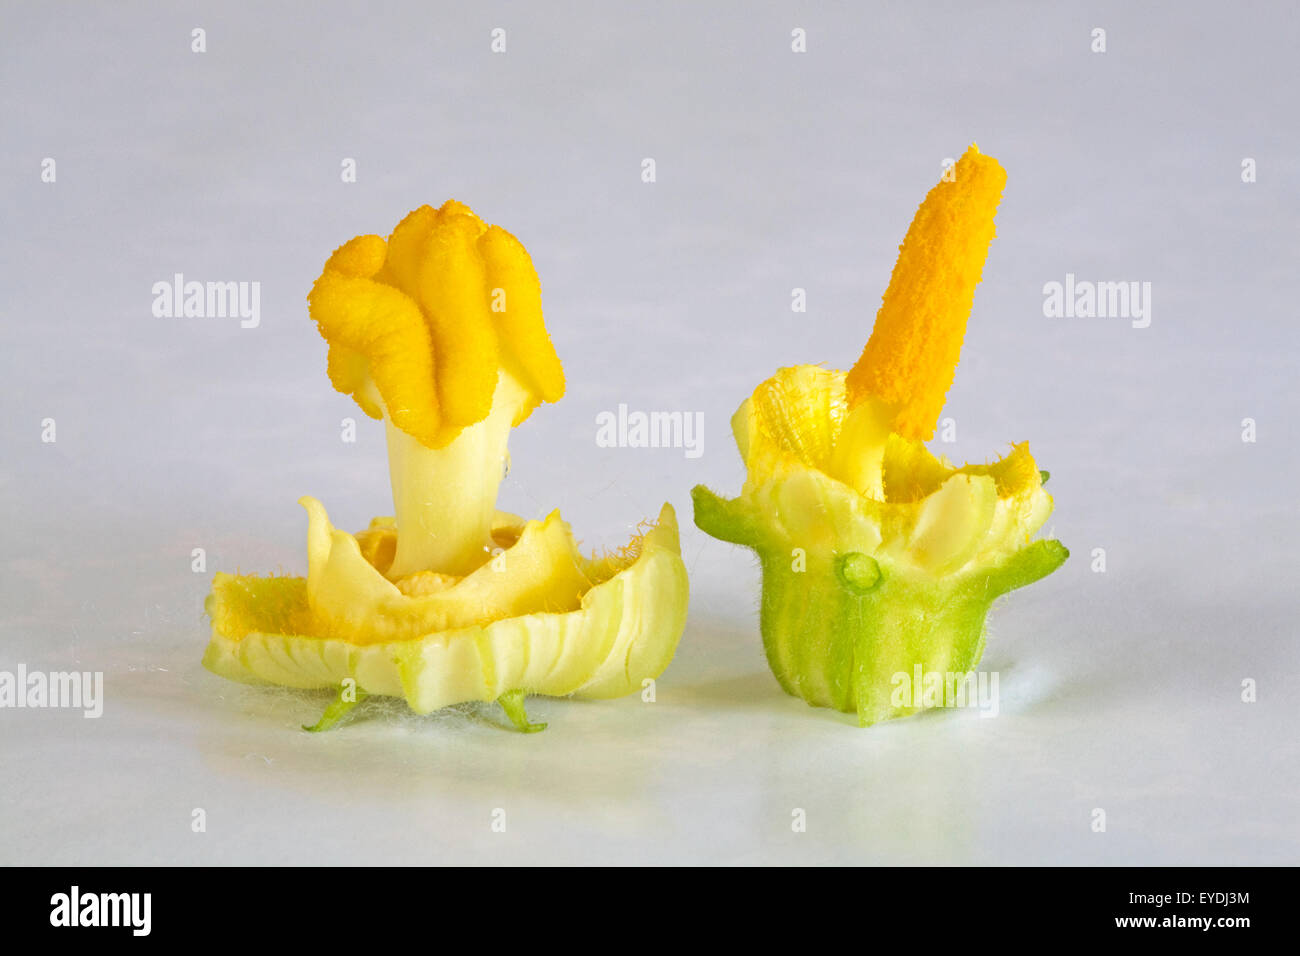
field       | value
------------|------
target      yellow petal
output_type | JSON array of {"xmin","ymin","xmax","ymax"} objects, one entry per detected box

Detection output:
[
  {"xmin": 202, "ymin": 504, "xmax": 690, "ymax": 713},
  {"xmin": 746, "ymin": 364, "xmax": 847, "ymax": 473},
  {"xmin": 301, "ymin": 495, "xmax": 595, "ymax": 644},
  {"xmin": 957, "ymin": 441, "xmax": 1042, "ymax": 498},
  {"xmin": 904, "ymin": 473, "xmax": 998, "ymax": 574}
]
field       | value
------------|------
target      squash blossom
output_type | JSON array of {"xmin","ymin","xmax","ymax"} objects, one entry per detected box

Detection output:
[
  {"xmin": 203, "ymin": 200, "xmax": 689, "ymax": 732},
  {"xmin": 692, "ymin": 146, "xmax": 1068, "ymax": 727}
]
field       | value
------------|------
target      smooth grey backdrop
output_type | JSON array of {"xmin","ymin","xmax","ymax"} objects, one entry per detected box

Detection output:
[{"xmin": 2, "ymin": 1, "xmax": 1297, "ymax": 864}]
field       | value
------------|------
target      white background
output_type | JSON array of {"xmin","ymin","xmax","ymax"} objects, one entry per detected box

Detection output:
[{"xmin": 2, "ymin": 1, "xmax": 1296, "ymax": 864}]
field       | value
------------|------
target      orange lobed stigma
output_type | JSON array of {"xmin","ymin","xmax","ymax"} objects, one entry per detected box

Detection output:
[{"xmin": 307, "ymin": 200, "xmax": 566, "ymax": 449}]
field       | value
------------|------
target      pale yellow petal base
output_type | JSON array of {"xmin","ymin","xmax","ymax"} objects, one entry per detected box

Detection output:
[{"xmin": 203, "ymin": 505, "xmax": 688, "ymax": 715}]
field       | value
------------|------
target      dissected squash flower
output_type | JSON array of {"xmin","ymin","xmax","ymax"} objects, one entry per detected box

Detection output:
[
  {"xmin": 203, "ymin": 200, "xmax": 689, "ymax": 732},
  {"xmin": 692, "ymin": 146, "xmax": 1067, "ymax": 727}
]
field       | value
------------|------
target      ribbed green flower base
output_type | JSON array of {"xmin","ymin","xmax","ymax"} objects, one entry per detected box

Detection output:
[{"xmin": 693, "ymin": 485, "xmax": 1068, "ymax": 726}]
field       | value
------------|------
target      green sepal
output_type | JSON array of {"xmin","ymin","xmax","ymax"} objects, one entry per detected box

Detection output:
[
  {"xmin": 984, "ymin": 538, "xmax": 1069, "ymax": 595},
  {"xmin": 303, "ymin": 683, "xmax": 369, "ymax": 732},
  {"xmin": 691, "ymin": 484, "xmax": 765, "ymax": 548},
  {"xmin": 497, "ymin": 689, "xmax": 548, "ymax": 733},
  {"xmin": 693, "ymin": 485, "xmax": 1069, "ymax": 727}
]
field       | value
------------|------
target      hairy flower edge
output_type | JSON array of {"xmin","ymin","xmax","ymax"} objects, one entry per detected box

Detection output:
[{"xmin": 203, "ymin": 504, "xmax": 689, "ymax": 721}]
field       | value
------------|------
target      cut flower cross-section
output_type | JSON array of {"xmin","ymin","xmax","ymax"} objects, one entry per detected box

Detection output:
[
  {"xmin": 203, "ymin": 200, "xmax": 689, "ymax": 731},
  {"xmin": 692, "ymin": 147, "xmax": 1068, "ymax": 727}
]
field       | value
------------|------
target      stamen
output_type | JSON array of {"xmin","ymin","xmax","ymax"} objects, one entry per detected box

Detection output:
[{"xmin": 846, "ymin": 144, "xmax": 1006, "ymax": 441}]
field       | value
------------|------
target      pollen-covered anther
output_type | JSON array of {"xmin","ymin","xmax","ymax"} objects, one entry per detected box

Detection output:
[{"xmin": 845, "ymin": 144, "xmax": 1007, "ymax": 442}]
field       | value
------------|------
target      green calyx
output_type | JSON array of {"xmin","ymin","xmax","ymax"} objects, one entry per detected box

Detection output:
[
  {"xmin": 690, "ymin": 365, "xmax": 1069, "ymax": 727},
  {"xmin": 497, "ymin": 689, "xmax": 548, "ymax": 733},
  {"xmin": 693, "ymin": 485, "xmax": 1067, "ymax": 726},
  {"xmin": 303, "ymin": 683, "xmax": 369, "ymax": 732}
]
